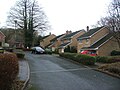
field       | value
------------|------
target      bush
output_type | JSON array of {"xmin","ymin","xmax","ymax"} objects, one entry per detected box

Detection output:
[
  {"xmin": 64, "ymin": 46, "xmax": 77, "ymax": 53},
  {"xmin": 14, "ymin": 49, "xmax": 25, "ymax": 59},
  {"xmin": 45, "ymin": 48, "xmax": 52, "ymax": 55},
  {"xmin": 0, "ymin": 53, "xmax": 19, "ymax": 90},
  {"xmin": 96, "ymin": 56, "xmax": 109, "ymax": 63},
  {"xmin": 111, "ymin": 50, "xmax": 120, "ymax": 56},
  {"xmin": 16, "ymin": 52, "xmax": 25, "ymax": 59},
  {"xmin": 52, "ymin": 49, "xmax": 59, "ymax": 54},
  {"xmin": 64, "ymin": 46, "xmax": 71, "ymax": 52},
  {"xmin": 96, "ymin": 56, "xmax": 120, "ymax": 63},
  {"xmin": 75, "ymin": 54, "xmax": 96, "ymax": 65},
  {"xmin": 108, "ymin": 56, "xmax": 120, "ymax": 63},
  {"xmin": 59, "ymin": 53, "xmax": 96, "ymax": 65},
  {"xmin": 59, "ymin": 53, "xmax": 76, "ymax": 60},
  {"xmin": 0, "ymin": 49, "xmax": 4, "ymax": 53}
]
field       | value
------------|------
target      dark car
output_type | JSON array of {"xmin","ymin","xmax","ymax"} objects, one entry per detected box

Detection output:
[{"xmin": 31, "ymin": 46, "xmax": 45, "ymax": 54}]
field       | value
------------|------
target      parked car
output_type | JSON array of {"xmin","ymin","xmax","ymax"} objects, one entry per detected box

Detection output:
[
  {"xmin": 80, "ymin": 50, "xmax": 97, "ymax": 56},
  {"xmin": 31, "ymin": 46, "xmax": 45, "ymax": 54}
]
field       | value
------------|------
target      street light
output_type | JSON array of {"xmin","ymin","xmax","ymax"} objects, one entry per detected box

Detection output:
[
  {"xmin": 14, "ymin": 20, "xmax": 17, "ymax": 47},
  {"xmin": 14, "ymin": 20, "xmax": 17, "ymax": 29}
]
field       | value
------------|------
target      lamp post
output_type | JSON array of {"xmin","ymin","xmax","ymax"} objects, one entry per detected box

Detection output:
[{"xmin": 14, "ymin": 20, "xmax": 17, "ymax": 47}]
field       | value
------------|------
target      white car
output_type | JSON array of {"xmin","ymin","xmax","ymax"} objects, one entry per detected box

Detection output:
[{"xmin": 31, "ymin": 46, "xmax": 45, "ymax": 54}]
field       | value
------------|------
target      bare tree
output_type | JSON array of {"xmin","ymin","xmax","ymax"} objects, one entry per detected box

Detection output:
[
  {"xmin": 108, "ymin": 0, "xmax": 120, "ymax": 48},
  {"xmin": 7, "ymin": 0, "xmax": 50, "ymax": 47},
  {"xmin": 96, "ymin": 0, "xmax": 120, "ymax": 48}
]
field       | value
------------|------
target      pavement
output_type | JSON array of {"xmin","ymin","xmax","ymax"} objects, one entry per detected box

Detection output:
[{"xmin": 18, "ymin": 59, "xmax": 30, "ymax": 90}]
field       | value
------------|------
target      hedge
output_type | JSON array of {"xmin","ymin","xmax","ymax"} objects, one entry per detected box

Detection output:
[
  {"xmin": 111, "ymin": 50, "xmax": 120, "ymax": 56},
  {"xmin": 0, "ymin": 49, "xmax": 4, "ymax": 53},
  {"xmin": 74, "ymin": 54, "xmax": 96, "ymax": 65},
  {"xmin": 0, "ymin": 53, "xmax": 19, "ymax": 90},
  {"xmin": 14, "ymin": 49, "xmax": 25, "ymax": 59},
  {"xmin": 59, "ymin": 53, "xmax": 96, "ymax": 65},
  {"xmin": 96, "ymin": 56, "xmax": 120, "ymax": 63},
  {"xmin": 15, "ymin": 52, "xmax": 25, "ymax": 59}
]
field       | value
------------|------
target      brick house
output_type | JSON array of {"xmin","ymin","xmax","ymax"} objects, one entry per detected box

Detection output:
[
  {"xmin": 7, "ymin": 30, "xmax": 24, "ymax": 48},
  {"xmin": 40, "ymin": 34, "xmax": 56, "ymax": 48},
  {"xmin": 77, "ymin": 26, "xmax": 119, "ymax": 56},
  {"xmin": 47, "ymin": 34, "xmax": 65, "ymax": 51},
  {"xmin": 0, "ymin": 31, "xmax": 5, "ymax": 47},
  {"xmin": 59, "ymin": 30, "xmax": 85, "ymax": 53}
]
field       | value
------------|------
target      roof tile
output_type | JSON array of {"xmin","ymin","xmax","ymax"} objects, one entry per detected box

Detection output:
[{"xmin": 78, "ymin": 26, "xmax": 104, "ymax": 39}]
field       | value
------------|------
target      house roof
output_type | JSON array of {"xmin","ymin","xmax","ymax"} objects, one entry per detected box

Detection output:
[
  {"xmin": 59, "ymin": 42, "xmax": 71, "ymax": 48},
  {"xmin": 50, "ymin": 34, "xmax": 65, "ymax": 42},
  {"xmin": 78, "ymin": 26, "xmax": 104, "ymax": 40},
  {"xmin": 62, "ymin": 30, "xmax": 84, "ymax": 39},
  {"xmin": 42, "ymin": 35, "xmax": 50, "ymax": 39},
  {"xmin": 81, "ymin": 33, "xmax": 113, "ymax": 50}
]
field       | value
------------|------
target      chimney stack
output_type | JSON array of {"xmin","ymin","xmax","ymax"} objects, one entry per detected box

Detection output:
[
  {"xmin": 87, "ymin": 26, "xmax": 89, "ymax": 31},
  {"xmin": 66, "ymin": 30, "xmax": 72, "ymax": 35}
]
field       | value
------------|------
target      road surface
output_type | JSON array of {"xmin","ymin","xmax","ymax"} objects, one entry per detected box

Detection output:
[{"xmin": 25, "ymin": 52, "xmax": 120, "ymax": 90}]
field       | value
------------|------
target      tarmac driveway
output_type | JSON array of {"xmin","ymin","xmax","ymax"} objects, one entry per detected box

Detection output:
[{"xmin": 26, "ymin": 52, "xmax": 120, "ymax": 90}]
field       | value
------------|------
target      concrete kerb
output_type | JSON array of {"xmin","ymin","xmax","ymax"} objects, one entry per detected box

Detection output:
[{"xmin": 21, "ymin": 60, "xmax": 30, "ymax": 90}]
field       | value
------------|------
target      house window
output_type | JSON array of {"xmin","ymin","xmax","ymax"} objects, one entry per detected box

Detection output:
[{"xmin": 79, "ymin": 40, "xmax": 82, "ymax": 43}]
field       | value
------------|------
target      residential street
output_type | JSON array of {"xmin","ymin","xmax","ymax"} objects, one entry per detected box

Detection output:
[{"xmin": 26, "ymin": 52, "xmax": 120, "ymax": 90}]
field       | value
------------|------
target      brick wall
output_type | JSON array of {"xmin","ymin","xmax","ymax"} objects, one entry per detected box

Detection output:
[
  {"xmin": 98, "ymin": 37, "xmax": 119, "ymax": 56},
  {"xmin": 90, "ymin": 27, "xmax": 109, "ymax": 45}
]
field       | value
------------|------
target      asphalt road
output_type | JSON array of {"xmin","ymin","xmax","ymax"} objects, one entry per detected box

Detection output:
[{"xmin": 26, "ymin": 52, "xmax": 120, "ymax": 90}]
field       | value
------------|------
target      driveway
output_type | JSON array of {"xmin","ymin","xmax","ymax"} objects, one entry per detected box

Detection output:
[{"xmin": 25, "ymin": 52, "xmax": 120, "ymax": 90}]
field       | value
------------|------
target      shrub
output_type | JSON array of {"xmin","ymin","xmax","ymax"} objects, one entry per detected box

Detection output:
[
  {"xmin": 52, "ymin": 49, "xmax": 59, "ymax": 54},
  {"xmin": 111, "ymin": 50, "xmax": 120, "ymax": 56},
  {"xmin": 0, "ymin": 53, "xmax": 19, "ymax": 90},
  {"xmin": 70, "ymin": 46, "xmax": 77, "ymax": 53},
  {"xmin": 59, "ymin": 53, "xmax": 76, "ymax": 60},
  {"xmin": 16, "ymin": 52, "xmax": 25, "ymax": 59},
  {"xmin": 96, "ymin": 56, "xmax": 120, "ymax": 63},
  {"xmin": 45, "ymin": 48, "xmax": 52, "ymax": 55},
  {"xmin": 0, "ymin": 49, "xmax": 4, "ymax": 53},
  {"xmin": 108, "ymin": 56, "xmax": 120, "ymax": 63},
  {"xmin": 14, "ymin": 49, "xmax": 25, "ymax": 59},
  {"xmin": 75, "ymin": 54, "xmax": 96, "ymax": 65},
  {"xmin": 96, "ymin": 56, "xmax": 109, "ymax": 63},
  {"xmin": 64, "ymin": 46, "xmax": 71, "ymax": 52},
  {"xmin": 59, "ymin": 53, "xmax": 96, "ymax": 65}
]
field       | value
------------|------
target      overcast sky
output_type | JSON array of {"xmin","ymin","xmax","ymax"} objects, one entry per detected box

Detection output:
[{"xmin": 0, "ymin": 0, "xmax": 111, "ymax": 35}]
